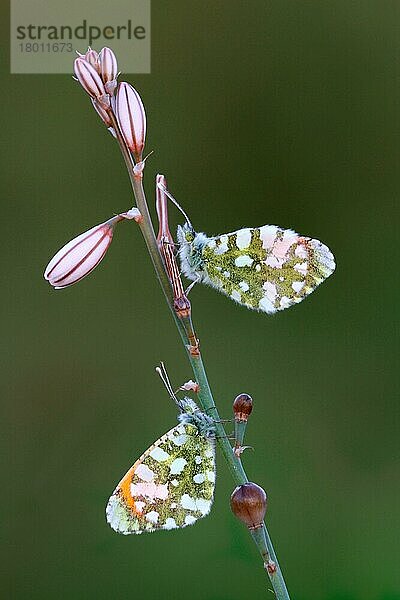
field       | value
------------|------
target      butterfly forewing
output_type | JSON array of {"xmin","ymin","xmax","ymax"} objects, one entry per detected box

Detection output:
[
  {"xmin": 200, "ymin": 225, "xmax": 335, "ymax": 313},
  {"xmin": 106, "ymin": 422, "xmax": 215, "ymax": 534}
]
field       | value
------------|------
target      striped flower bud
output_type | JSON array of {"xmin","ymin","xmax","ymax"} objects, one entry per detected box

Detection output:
[
  {"xmin": 91, "ymin": 98, "xmax": 113, "ymax": 128},
  {"xmin": 44, "ymin": 214, "xmax": 125, "ymax": 289},
  {"xmin": 233, "ymin": 393, "xmax": 253, "ymax": 422},
  {"xmin": 84, "ymin": 48, "xmax": 100, "ymax": 73},
  {"xmin": 74, "ymin": 57, "xmax": 107, "ymax": 104},
  {"xmin": 116, "ymin": 82, "xmax": 146, "ymax": 162},
  {"xmin": 99, "ymin": 47, "xmax": 118, "ymax": 94},
  {"xmin": 230, "ymin": 483, "xmax": 267, "ymax": 530}
]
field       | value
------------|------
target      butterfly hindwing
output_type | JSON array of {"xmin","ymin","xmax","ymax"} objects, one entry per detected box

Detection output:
[
  {"xmin": 106, "ymin": 421, "xmax": 215, "ymax": 534},
  {"xmin": 198, "ymin": 225, "xmax": 335, "ymax": 313}
]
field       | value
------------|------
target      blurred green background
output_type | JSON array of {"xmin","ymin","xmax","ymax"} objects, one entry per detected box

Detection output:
[{"xmin": 2, "ymin": 1, "xmax": 399, "ymax": 599}]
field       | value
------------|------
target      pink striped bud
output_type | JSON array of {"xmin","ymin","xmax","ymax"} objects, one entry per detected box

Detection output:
[
  {"xmin": 74, "ymin": 57, "xmax": 108, "ymax": 106},
  {"xmin": 44, "ymin": 215, "xmax": 124, "ymax": 289},
  {"xmin": 84, "ymin": 48, "xmax": 100, "ymax": 73},
  {"xmin": 91, "ymin": 98, "xmax": 113, "ymax": 127},
  {"xmin": 99, "ymin": 47, "xmax": 118, "ymax": 94},
  {"xmin": 116, "ymin": 82, "xmax": 146, "ymax": 162}
]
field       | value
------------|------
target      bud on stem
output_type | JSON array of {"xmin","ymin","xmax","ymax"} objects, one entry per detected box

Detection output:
[
  {"xmin": 116, "ymin": 82, "xmax": 146, "ymax": 162},
  {"xmin": 233, "ymin": 393, "xmax": 253, "ymax": 422},
  {"xmin": 44, "ymin": 210, "xmax": 139, "ymax": 289},
  {"xmin": 99, "ymin": 47, "xmax": 118, "ymax": 95},
  {"xmin": 91, "ymin": 98, "xmax": 113, "ymax": 127},
  {"xmin": 233, "ymin": 393, "xmax": 253, "ymax": 457},
  {"xmin": 230, "ymin": 482, "xmax": 267, "ymax": 530},
  {"xmin": 74, "ymin": 57, "xmax": 107, "ymax": 104},
  {"xmin": 83, "ymin": 48, "xmax": 100, "ymax": 72}
]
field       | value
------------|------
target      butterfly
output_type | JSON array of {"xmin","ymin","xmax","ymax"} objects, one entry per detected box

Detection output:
[
  {"xmin": 106, "ymin": 394, "xmax": 216, "ymax": 534},
  {"xmin": 177, "ymin": 222, "xmax": 335, "ymax": 313}
]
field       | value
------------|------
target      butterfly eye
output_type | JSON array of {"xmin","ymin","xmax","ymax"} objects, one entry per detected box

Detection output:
[{"xmin": 185, "ymin": 231, "xmax": 194, "ymax": 243}]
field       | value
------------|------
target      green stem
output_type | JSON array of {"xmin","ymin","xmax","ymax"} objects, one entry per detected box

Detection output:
[
  {"xmin": 129, "ymin": 174, "xmax": 250, "ymax": 488},
  {"xmin": 111, "ymin": 115, "xmax": 290, "ymax": 598}
]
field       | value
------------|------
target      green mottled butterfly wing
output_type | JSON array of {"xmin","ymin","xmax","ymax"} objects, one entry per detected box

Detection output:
[
  {"xmin": 200, "ymin": 225, "xmax": 335, "ymax": 313},
  {"xmin": 106, "ymin": 422, "xmax": 215, "ymax": 534}
]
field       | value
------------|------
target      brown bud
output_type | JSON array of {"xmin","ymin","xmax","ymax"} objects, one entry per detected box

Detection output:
[
  {"xmin": 233, "ymin": 393, "xmax": 253, "ymax": 422},
  {"xmin": 230, "ymin": 482, "xmax": 267, "ymax": 530}
]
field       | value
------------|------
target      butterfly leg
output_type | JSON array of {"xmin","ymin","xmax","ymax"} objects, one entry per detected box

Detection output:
[
  {"xmin": 185, "ymin": 276, "xmax": 201, "ymax": 296},
  {"xmin": 233, "ymin": 445, "xmax": 254, "ymax": 457}
]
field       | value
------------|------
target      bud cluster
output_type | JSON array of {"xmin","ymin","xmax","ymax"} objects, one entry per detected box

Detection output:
[
  {"xmin": 74, "ymin": 47, "xmax": 117, "ymax": 110},
  {"xmin": 45, "ymin": 48, "xmax": 150, "ymax": 290},
  {"xmin": 74, "ymin": 47, "xmax": 146, "ymax": 162}
]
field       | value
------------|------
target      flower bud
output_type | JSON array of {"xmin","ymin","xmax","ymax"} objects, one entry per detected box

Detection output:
[
  {"xmin": 74, "ymin": 57, "xmax": 107, "ymax": 102},
  {"xmin": 91, "ymin": 98, "xmax": 113, "ymax": 127},
  {"xmin": 233, "ymin": 393, "xmax": 253, "ymax": 422},
  {"xmin": 116, "ymin": 82, "xmax": 146, "ymax": 162},
  {"xmin": 230, "ymin": 482, "xmax": 267, "ymax": 530},
  {"xmin": 99, "ymin": 47, "xmax": 118, "ymax": 94},
  {"xmin": 44, "ymin": 215, "xmax": 124, "ymax": 289},
  {"xmin": 84, "ymin": 48, "xmax": 100, "ymax": 72}
]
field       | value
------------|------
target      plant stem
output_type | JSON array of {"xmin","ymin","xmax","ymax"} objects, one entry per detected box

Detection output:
[{"xmin": 111, "ymin": 115, "xmax": 290, "ymax": 598}]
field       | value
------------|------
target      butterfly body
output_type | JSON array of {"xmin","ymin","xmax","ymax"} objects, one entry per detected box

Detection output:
[
  {"xmin": 106, "ymin": 398, "xmax": 216, "ymax": 534},
  {"xmin": 177, "ymin": 222, "xmax": 335, "ymax": 313}
]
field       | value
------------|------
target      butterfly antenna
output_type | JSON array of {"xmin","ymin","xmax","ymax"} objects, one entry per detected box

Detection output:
[
  {"xmin": 155, "ymin": 362, "xmax": 182, "ymax": 409},
  {"xmin": 157, "ymin": 183, "xmax": 193, "ymax": 228}
]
